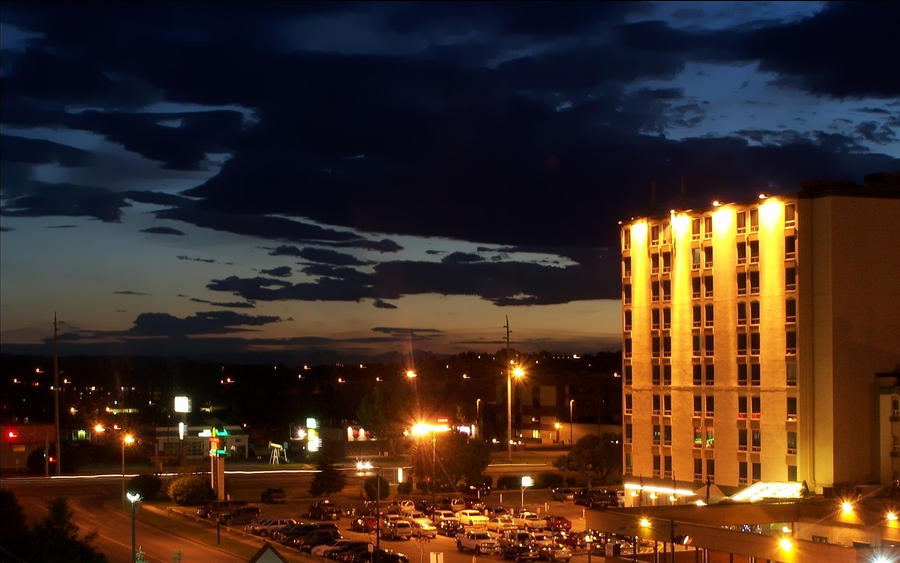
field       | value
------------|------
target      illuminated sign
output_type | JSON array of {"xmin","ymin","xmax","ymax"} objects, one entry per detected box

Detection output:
[
  {"xmin": 521, "ymin": 476, "xmax": 533, "ymax": 488},
  {"xmin": 174, "ymin": 396, "xmax": 191, "ymax": 413},
  {"xmin": 306, "ymin": 418, "xmax": 318, "ymax": 429},
  {"xmin": 178, "ymin": 422, "xmax": 185, "ymax": 440}
]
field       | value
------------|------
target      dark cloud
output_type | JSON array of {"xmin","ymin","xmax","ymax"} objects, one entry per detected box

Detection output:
[
  {"xmin": 441, "ymin": 252, "xmax": 483, "ymax": 264},
  {"xmin": 142, "ymin": 226, "xmax": 185, "ymax": 235},
  {"xmin": 293, "ymin": 247, "xmax": 369, "ymax": 266},
  {"xmin": 0, "ymin": 135, "xmax": 91, "ymax": 166},
  {"xmin": 856, "ymin": 122, "xmax": 896, "ymax": 145},
  {"xmin": 260, "ymin": 266, "xmax": 292, "ymax": 277},
  {"xmin": 47, "ymin": 224, "xmax": 77, "ymax": 229},
  {"xmin": 122, "ymin": 311, "xmax": 280, "ymax": 337},
  {"xmin": 373, "ymin": 299, "xmax": 397, "ymax": 309},
  {"xmin": 2, "ymin": 183, "xmax": 130, "ymax": 222},
  {"xmin": 178, "ymin": 294, "xmax": 255, "ymax": 309},
  {"xmin": 114, "ymin": 290, "xmax": 150, "ymax": 296},
  {"xmin": 177, "ymin": 255, "xmax": 216, "ymax": 264}
]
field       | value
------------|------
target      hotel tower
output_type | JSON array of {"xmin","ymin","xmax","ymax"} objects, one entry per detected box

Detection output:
[{"xmin": 619, "ymin": 174, "xmax": 900, "ymax": 498}]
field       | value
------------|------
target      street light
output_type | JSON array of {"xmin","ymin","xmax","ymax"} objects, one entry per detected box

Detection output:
[
  {"xmin": 508, "ymin": 364, "xmax": 524, "ymax": 461},
  {"xmin": 569, "ymin": 399, "xmax": 575, "ymax": 446},
  {"xmin": 355, "ymin": 460, "xmax": 381, "ymax": 556},
  {"xmin": 412, "ymin": 422, "xmax": 450, "ymax": 522},
  {"xmin": 126, "ymin": 491, "xmax": 141, "ymax": 562},
  {"xmin": 121, "ymin": 433, "xmax": 134, "ymax": 504}
]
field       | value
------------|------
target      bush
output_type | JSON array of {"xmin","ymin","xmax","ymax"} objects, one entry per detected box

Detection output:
[
  {"xmin": 396, "ymin": 480, "xmax": 412, "ymax": 495},
  {"xmin": 496, "ymin": 476, "xmax": 520, "ymax": 490},
  {"xmin": 128, "ymin": 474, "xmax": 162, "ymax": 500},
  {"xmin": 536, "ymin": 472, "xmax": 563, "ymax": 489},
  {"xmin": 167, "ymin": 475, "xmax": 212, "ymax": 505},
  {"xmin": 366, "ymin": 475, "xmax": 392, "ymax": 499}
]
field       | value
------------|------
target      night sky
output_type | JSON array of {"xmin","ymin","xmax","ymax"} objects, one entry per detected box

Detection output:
[{"xmin": 2, "ymin": 2, "xmax": 898, "ymax": 361}]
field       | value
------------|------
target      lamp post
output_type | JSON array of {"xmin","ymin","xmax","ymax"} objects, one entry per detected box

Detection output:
[
  {"xmin": 412, "ymin": 422, "xmax": 450, "ymax": 522},
  {"xmin": 355, "ymin": 461, "xmax": 380, "ymax": 555},
  {"xmin": 508, "ymin": 365, "xmax": 524, "ymax": 461},
  {"xmin": 569, "ymin": 399, "xmax": 575, "ymax": 446},
  {"xmin": 127, "ymin": 491, "xmax": 141, "ymax": 562},
  {"xmin": 475, "ymin": 398, "xmax": 481, "ymax": 438},
  {"xmin": 121, "ymin": 433, "xmax": 134, "ymax": 504}
]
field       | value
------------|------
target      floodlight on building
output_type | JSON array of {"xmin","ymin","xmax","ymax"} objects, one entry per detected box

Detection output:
[
  {"xmin": 174, "ymin": 396, "xmax": 190, "ymax": 413},
  {"xmin": 887, "ymin": 511, "xmax": 898, "ymax": 522},
  {"xmin": 779, "ymin": 538, "xmax": 792, "ymax": 553},
  {"xmin": 712, "ymin": 200, "xmax": 721, "ymax": 207},
  {"xmin": 842, "ymin": 500, "xmax": 854, "ymax": 515},
  {"xmin": 639, "ymin": 517, "xmax": 651, "ymax": 528},
  {"xmin": 695, "ymin": 500, "xmax": 706, "ymax": 507}
]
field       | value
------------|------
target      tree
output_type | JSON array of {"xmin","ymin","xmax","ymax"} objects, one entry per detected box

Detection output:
[
  {"xmin": 364, "ymin": 475, "xmax": 390, "ymax": 500},
  {"xmin": 167, "ymin": 475, "xmax": 212, "ymax": 505},
  {"xmin": 128, "ymin": 474, "xmax": 162, "ymax": 500},
  {"xmin": 309, "ymin": 442, "xmax": 346, "ymax": 497},
  {"xmin": 411, "ymin": 431, "xmax": 491, "ymax": 491},
  {"xmin": 0, "ymin": 489, "xmax": 29, "ymax": 559},
  {"xmin": 357, "ymin": 386, "xmax": 412, "ymax": 454},
  {"xmin": 27, "ymin": 497, "xmax": 107, "ymax": 562},
  {"xmin": 554, "ymin": 433, "xmax": 622, "ymax": 487}
]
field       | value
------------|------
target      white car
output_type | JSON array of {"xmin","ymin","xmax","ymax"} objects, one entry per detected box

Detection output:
[
  {"xmin": 411, "ymin": 518, "xmax": 438, "ymax": 538},
  {"xmin": 312, "ymin": 539, "xmax": 350, "ymax": 557},
  {"xmin": 487, "ymin": 515, "xmax": 517, "ymax": 533},
  {"xmin": 457, "ymin": 509, "xmax": 489, "ymax": 527},
  {"xmin": 397, "ymin": 500, "xmax": 416, "ymax": 515},
  {"xmin": 515, "ymin": 511, "xmax": 547, "ymax": 530},
  {"xmin": 433, "ymin": 510, "xmax": 459, "ymax": 522}
]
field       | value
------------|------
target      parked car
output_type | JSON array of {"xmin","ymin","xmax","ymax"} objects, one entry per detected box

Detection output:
[
  {"xmin": 457, "ymin": 509, "xmax": 489, "ymax": 527},
  {"xmin": 261, "ymin": 487, "xmax": 286, "ymax": 503},
  {"xmin": 310, "ymin": 499, "xmax": 343, "ymax": 520},
  {"xmin": 487, "ymin": 515, "xmax": 518, "ymax": 533},
  {"xmin": 410, "ymin": 517, "xmax": 437, "ymax": 538},
  {"xmin": 297, "ymin": 529, "xmax": 342, "ymax": 552},
  {"xmin": 321, "ymin": 540, "xmax": 370, "ymax": 560},
  {"xmin": 383, "ymin": 519, "xmax": 412, "ymax": 540},
  {"xmin": 350, "ymin": 515, "xmax": 378, "ymax": 533},
  {"xmin": 537, "ymin": 542, "xmax": 571, "ymax": 562},
  {"xmin": 573, "ymin": 489, "xmax": 618, "ymax": 509},
  {"xmin": 196, "ymin": 500, "xmax": 247, "ymax": 519},
  {"xmin": 394, "ymin": 500, "xmax": 416, "ymax": 515},
  {"xmin": 414, "ymin": 499, "xmax": 434, "ymax": 515},
  {"xmin": 514, "ymin": 511, "xmax": 546, "ymax": 530},
  {"xmin": 499, "ymin": 531, "xmax": 541, "ymax": 561},
  {"xmin": 463, "ymin": 496, "xmax": 486, "ymax": 511},
  {"xmin": 312, "ymin": 539, "xmax": 351, "ymax": 557},
  {"xmin": 550, "ymin": 488, "xmax": 575, "ymax": 501},
  {"xmin": 437, "ymin": 519, "xmax": 464, "ymax": 537},
  {"xmin": 544, "ymin": 516, "xmax": 571, "ymax": 533},
  {"xmin": 245, "ymin": 518, "xmax": 296, "ymax": 536},
  {"xmin": 348, "ymin": 549, "xmax": 409, "ymax": 563},
  {"xmin": 433, "ymin": 509, "xmax": 458, "ymax": 522},
  {"xmin": 456, "ymin": 529, "xmax": 500, "ymax": 555},
  {"xmin": 218, "ymin": 505, "xmax": 260, "ymax": 526},
  {"xmin": 483, "ymin": 506, "xmax": 509, "ymax": 518},
  {"xmin": 440, "ymin": 497, "xmax": 466, "ymax": 512}
]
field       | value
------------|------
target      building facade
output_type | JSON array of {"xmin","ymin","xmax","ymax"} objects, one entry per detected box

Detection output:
[{"xmin": 620, "ymin": 175, "xmax": 900, "ymax": 493}]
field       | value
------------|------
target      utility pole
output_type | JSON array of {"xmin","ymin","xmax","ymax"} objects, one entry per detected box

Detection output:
[
  {"xmin": 506, "ymin": 316, "xmax": 512, "ymax": 462},
  {"xmin": 53, "ymin": 313, "xmax": 61, "ymax": 475}
]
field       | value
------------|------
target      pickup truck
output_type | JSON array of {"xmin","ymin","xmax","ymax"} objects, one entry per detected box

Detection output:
[{"xmin": 456, "ymin": 530, "xmax": 499, "ymax": 555}]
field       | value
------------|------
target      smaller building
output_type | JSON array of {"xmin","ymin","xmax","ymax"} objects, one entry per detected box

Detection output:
[
  {"xmin": 153, "ymin": 425, "xmax": 248, "ymax": 465},
  {"xmin": 1, "ymin": 424, "xmax": 56, "ymax": 473}
]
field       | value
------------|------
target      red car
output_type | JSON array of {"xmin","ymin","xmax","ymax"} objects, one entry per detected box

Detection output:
[
  {"xmin": 349, "ymin": 515, "xmax": 378, "ymax": 533},
  {"xmin": 545, "ymin": 516, "xmax": 572, "ymax": 533}
]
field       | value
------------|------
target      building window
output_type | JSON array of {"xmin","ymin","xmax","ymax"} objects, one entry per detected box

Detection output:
[
  {"xmin": 693, "ymin": 305, "xmax": 702, "ymax": 328},
  {"xmin": 693, "ymin": 364, "xmax": 702, "ymax": 386},
  {"xmin": 749, "ymin": 209, "xmax": 758, "ymax": 231},
  {"xmin": 623, "ymin": 257, "xmax": 631, "ymax": 278},
  {"xmin": 651, "ymin": 225, "xmax": 660, "ymax": 246},
  {"xmin": 652, "ymin": 337, "xmax": 661, "ymax": 358},
  {"xmin": 663, "ymin": 336, "xmax": 671, "ymax": 357},
  {"xmin": 692, "ymin": 277, "xmax": 702, "ymax": 298},
  {"xmin": 693, "ymin": 395, "xmax": 702, "ymax": 416},
  {"xmin": 738, "ymin": 429, "xmax": 748, "ymax": 451},
  {"xmin": 652, "ymin": 395, "xmax": 661, "ymax": 415},
  {"xmin": 738, "ymin": 363, "xmax": 748, "ymax": 386},
  {"xmin": 788, "ymin": 465, "xmax": 798, "ymax": 482},
  {"xmin": 662, "ymin": 251, "xmax": 671, "ymax": 273},
  {"xmin": 664, "ymin": 456, "xmax": 672, "ymax": 478},
  {"xmin": 652, "ymin": 253, "xmax": 660, "ymax": 274},
  {"xmin": 624, "ymin": 284, "xmax": 632, "ymax": 304},
  {"xmin": 652, "ymin": 308, "xmax": 660, "ymax": 329},
  {"xmin": 706, "ymin": 459, "xmax": 715, "ymax": 479},
  {"xmin": 705, "ymin": 396, "xmax": 715, "ymax": 416},
  {"xmin": 624, "ymin": 365, "xmax": 632, "ymax": 386},
  {"xmin": 737, "ymin": 272, "xmax": 747, "ymax": 296},
  {"xmin": 664, "ymin": 425, "xmax": 672, "ymax": 446},
  {"xmin": 751, "ymin": 363, "xmax": 760, "ymax": 386},
  {"xmin": 750, "ymin": 301, "xmax": 760, "ymax": 325},
  {"xmin": 737, "ymin": 211, "xmax": 747, "ymax": 234},
  {"xmin": 692, "ymin": 248, "xmax": 701, "ymax": 270},
  {"xmin": 786, "ymin": 298, "xmax": 797, "ymax": 323},
  {"xmin": 624, "ymin": 338, "xmax": 632, "ymax": 358},
  {"xmin": 705, "ymin": 426, "xmax": 715, "ymax": 448},
  {"xmin": 694, "ymin": 457, "xmax": 703, "ymax": 479},
  {"xmin": 693, "ymin": 334, "xmax": 701, "ymax": 357},
  {"xmin": 663, "ymin": 395, "xmax": 672, "ymax": 416},
  {"xmin": 786, "ymin": 331, "xmax": 797, "ymax": 355},
  {"xmin": 739, "ymin": 462, "xmax": 748, "ymax": 485},
  {"xmin": 653, "ymin": 425, "xmax": 661, "ymax": 445},
  {"xmin": 751, "ymin": 396, "xmax": 761, "ymax": 419},
  {"xmin": 750, "ymin": 332, "xmax": 760, "ymax": 356},
  {"xmin": 749, "ymin": 271, "xmax": 760, "ymax": 294},
  {"xmin": 625, "ymin": 424, "xmax": 632, "ymax": 443},
  {"xmin": 786, "ymin": 267, "xmax": 797, "ymax": 291},
  {"xmin": 663, "ymin": 364, "xmax": 672, "ymax": 386},
  {"xmin": 705, "ymin": 363, "xmax": 715, "ymax": 386},
  {"xmin": 692, "ymin": 217, "xmax": 701, "ymax": 240},
  {"xmin": 737, "ymin": 302, "xmax": 747, "ymax": 324},
  {"xmin": 652, "ymin": 281, "xmax": 659, "ymax": 302},
  {"xmin": 749, "ymin": 240, "xmax": 759, "ymax": 264},
  {"xmin": 662, "ymin": 280, "xmax": 671, "ymax": 301},
  {"xmin": 625, "ymin": 452, "xmax": 633, "ymax": 473},
  {"xmin": 662, "ymin": 308, "xmax": 671, "ymax": 329},
  {"xmin": 787, "ymin": 431, "xmax": 797, "ymax": 455},
  {"xmin": 738, "ymin": 396, "xmax": 748, "ymax": 419},
  {"xmin": 653, "ymin": 455, "xmax": 661, "ymax": 477},
  {"xmin": 625, "ymin": 394, "xmax": 632, "ymax": 414},
  {"xmin": 624, "ymin": 310, "xmax": 632, "ymax": 331},
  {"xmin": 704, "ymin": 246, "xmax": 713, "ymax": 268},
  {"xmin": 786, "ymin": 362, "xmax": 797, "ymax": 387},
  {"xmin": 704, "ymin": 216, "xmax": 712, "ymax": 238},
  {"xmin": 704, "ymin": 275, "xmax": 713, "ymax": 298},
  {"xmin": 785, "ymin": 235, "xmax": 797, "ymax": 259},
  {"xmin": 787, "ymin": 397, "xmax": 798, "ymax": 421},
  {"xmin": 737, "ymin": 332, "xmax": 748, "ymax": 356},
  {"xmin": 653, "ymin": 364, "xmax": 661, "ymax": 385},
  {"xmin": 751, "ymin": 430, "xmax": 761, "ymax": 452},
  {"xmin": 785, "ymin": 203, "xmax": 796, "ymax": 227},
  {"xmin": 704, "ymin": 334, "xmax": 714, "ymax": 356},
  {"xmin": 737, "ymin": 241, "xmax": 747, "ymax": 265},
  {"xmin": 623, "ymin": 229, "xmax": 631, "ymax": 250},
  {"xmin": 752, "ymin": 462, "xmax": 761, "ymax": 482},
  {"xmin": 705, "ymin": 304, "xmax": 714, "ymax": 328}
]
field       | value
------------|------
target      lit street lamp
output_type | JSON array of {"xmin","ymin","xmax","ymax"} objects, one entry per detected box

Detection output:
[
  {"xmin": 121, "ymin": 433, "xmax": 134, "ymax": 504},
  {"xmin": 508, "ymin": 365, "xmax": 524, "ymax": 461},
  {"xmin": 355, "ymin": 461, "xmax": 381, "ymax": 556},
  {"xmin": 127, "ymin": 491, "xmax": 141, "ymax": 562},
  {"xmin": 412, "ymin": 422, "xmax": 450, "ymax": 522},
  {"xmin": 569, "ymin": 399, "xmax": 575, "ymax": 446}
]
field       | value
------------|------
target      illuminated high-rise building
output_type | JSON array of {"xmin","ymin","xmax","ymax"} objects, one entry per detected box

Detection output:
[{"xmin": 619, "ymin": 174, "xmax": 900, "ymax": 495}]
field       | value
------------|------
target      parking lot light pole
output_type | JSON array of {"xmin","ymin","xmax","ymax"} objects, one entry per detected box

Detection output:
[
  {"xmin": 121, "ymin": 433, "xmax": 134, "ymax": 504},
  {"xmin": 126, "ymin": 492, "xmax": 141, "ymax": 562},
  {"xmin": 356, "ymin": 461, "xmax": 380, "ymax": 554},
  {"xmin": 569, "ymin": 399, "xmax": 575, "ymax": 445}
]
